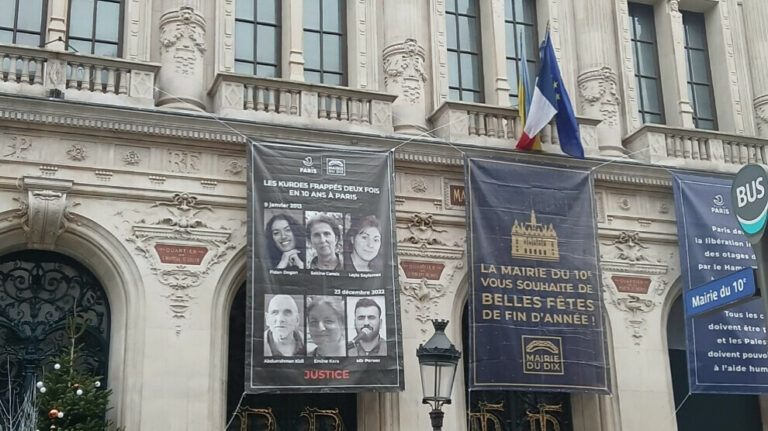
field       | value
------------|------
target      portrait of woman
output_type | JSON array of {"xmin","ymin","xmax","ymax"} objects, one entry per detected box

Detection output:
[
  {"xmin": 264, "ymin": 211, "xmax": 305, "ymax": 270},
  {"xmin": 344, "ymin": 215, "xmax": 383, "ymax": 272},
  {"xmin": 305, "ymin": 213, "xmax": 343, "ymax": 270},
  {"xmin": 306, "ymin": 296, "xmax": 347, "ymax": 357}
]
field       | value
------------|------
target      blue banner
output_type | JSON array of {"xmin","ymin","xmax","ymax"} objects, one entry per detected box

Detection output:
[
  {"xmin": 673, "ymin": 173, "xmax": 768, "ymax": 394},
  {"xmin": 466, "ymin": 157, "xmax": 609, "ymax": 393}
]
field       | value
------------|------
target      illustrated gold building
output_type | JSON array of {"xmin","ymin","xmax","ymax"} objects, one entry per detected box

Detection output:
[{"xmin": 511, "ymin": 210, "xmax": 559, "ymax": 261}]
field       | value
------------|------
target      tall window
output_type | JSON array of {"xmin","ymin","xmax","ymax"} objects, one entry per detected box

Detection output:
[
  {"xmin": 235, "ymin": 0, "xmax": 280, "ymax": 77},
  {"xmin": 67, "ymin": 0, "xmax": 122, "ymax": 57},
  {"xmin": 0, "ymin": 0, "xmax": 47, "ymax": 47},
  {"xmin": 504, "ymin": 0, "xmax": 537, "ymax": 107},
  {"xmin": 446, "ymin": 0, "xmax": 483, "ymax": 102},
  {"xmin": 629, "ymin": 3, "xmax": 664, "ymax": 124},
  {"xmin": 303, "ymin": 0, "xmax": 345, "ymax": 85},
  {"xmin": 682, "ymin": 11, "xmax": 717, "ymax": 130}
]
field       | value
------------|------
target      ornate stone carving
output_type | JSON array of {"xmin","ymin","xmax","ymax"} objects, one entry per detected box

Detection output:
[
  {"xmin": 604, "ymin": 232, "xmax": 649, "ymax": 263},
  {"xmin": 14, "ymin": 177, "xmax": 79, "ymax": 250},
  {"xmin": 577, "ymin": 67, "xmax": 620, "ymax": 127},
  {"xmin": 167, "ymin": 150, "xmax": 201, "ymax": 173},
  {"xmin": 223, "ymin": 158, "xmax": 245, "ymax": 176},
  {"xmin": 125, "ymin": 192, "xmax": 236, "ymax": 332},
  {"xmin": 1, "ymin": 136, "xmax": 32, "ymax": 159},
  {"xmin": 66, "ymin": 144, "xmax": 87, "ymax": 161},
  {"xmin": 383, "ymin": 38, "xmax": 427, "ymax": 104},
  {"xmin": 159, "ymin": 6, "xmax": 206, "ymax": 76},
  {"xmin": 755, "ymin": 95, "xmax": 768, "ymax": 137},
  {"xmin": 410, "ymin": 177, "xmax": 427, "ymax": 194},
  {"xmin": 123, "ymin": 150, "xmax": 142, "ymax": 166},
  {"xmin": 400, "ymin": 278, "xmax": 448, "ymax": 333},
  {"xmin": 611, "ymin": 293, "xmax": 656, "ymax": 345},
  {"xmin": 669, "ymin": 0, "xmax": 679, "ymax": 14},
  {"xmin": 398, "ymin": 213, "xmax": 449, "ymax": 248}
]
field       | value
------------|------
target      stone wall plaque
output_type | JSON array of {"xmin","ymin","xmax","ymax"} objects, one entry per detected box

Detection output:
[
  {"xmin": 611, "ymin": 275, "xmax": 651, "ymax": 294},
  {"xmin": 400, "ymin": 260, "xmax": 445, "ymax": 280},
  {"xmin": 155, "ymin": 244, "xmax": 209, "ymax": 265}
]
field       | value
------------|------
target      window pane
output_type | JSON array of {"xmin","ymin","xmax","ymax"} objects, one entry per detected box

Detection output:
[
  {"xmin": 304, "ymin": 0, "xmax": 320, "ymax": 30},
  {"xmin": 697, "ymin": 119, "xmax": 715, "ymax": 130},
  {"xmin": 445, "ymin": 0, "xmax": 456, "ymax": 13},
  {"xmin": 236, "ymin": 0, "xmax": 254, "ymax": 21},
  {"xmin": 94, "ymin": 41, "xmax": 117, "ymax": 57},
  {"xmin": 449, "ymin": 88, "xmax": 460, "ymax": 101},
  {"xmin": 636, "ymin": 42, "xmax": 658, "ymax": 76},
  {"xmin": 256, "ymin": 0, "xmax": 277, "ymax": 24},
  {"xmin": 235, "ymin": 60, "xmax": 253, "ymax": 74},
  {"xmin": 235, "ymin": 22, "xmax": 254, "ymax": 61},
  {"xmin": 693, "ymin": 84, "xmax": 714, "ymax": 118},
  {"xmin": 520, "ymin": 24, "xmax": 537, "ymax": 58},
  {"xmin": 322, "ymin": 34, "xmax": 342, "ymax": 72},
  {"xmin": 507, "ymin": 59, "xmax": 519, "ymax": 91},
  {"xmin": 0, "ymin": 0, "xmax": 13, "ymax": 28},
  {"xmin": 256, "ymin": 25, "xmax": 277, "ymax": 64},
  {"xmin": 448, "ymin": 51, "xmax": 459, "ymax": 87},
  {"xmin": 303, "ymin": 31, "xmax": 320, "ymax": 69},
  {"xmin": 69, "ymin": 38, "xmax": 91, "ymax": 53},
  {"xmin": 17, "ymin": 0, "xmax": 43, "ymax": 32},
  {"xmin": 632, "ymin": 6, "xmax": 654, "ymax": 42},
  {"xmin": 446, "ymin": 16, "xmax": 458, "ymax": 50},
  {"xmin": 69, "ymin": 0, "xmax": 95, "ymax": 39},
  {"xmin": 304, "ymin": 70, "xmax": 321, "ymax": 83},
  {"xmin": 256, "ymin": 64, "xmax": 277, "ymax": 78},
  {"xmin": 96, "ymin": 1, "xmax": 120, "ymax": 42},
  {"xmin": 505, "ymin": 22, "xmax": 517, "ymax": 58},
  {"xmin": 323, "ymin": 72, "xmax": 343, "ymax": 86},
  {"xmin": 460, "ymin": 53, "xmax": 480, "ymax": 90},
  {"xmin": 517, "ymin": 0, "xmax": 535, "ymax": 24},
  {"xmin": 509, "ymin": 94, "xmax": 518, "ymax": 108},
  {"xmin": 458, "ymin": 16, "xmax": 478, "ymax": 52},
  {"xmin": 504, "ymin": 0, "xmax": 513, "ymax": 21},
  {"xmin": 646, "ymin": 113, "xmax": 663, "ymax": 124},
  {"xmin": 0, "ymin": 30, "xmax": 11, "ymax": 43},
  {"xmin": 683, "ymin": 14, "xmax": 706, "ymax": 49},
  {"xmin": 457, "ymin": 0, "xmax": 475, "ymax": 15},
  {"xmin": 462, "ymin": 90, "xmax": 481, "ymax": 102},
  {"xmin": 640, "ymin": 77, "xmax": 661, "ymax": 113},
  {"xmin": 688, "ymin": 49, "xmax": 710, "ymax": 83},
  {"xmin": 16, "ymin": 31, "xmax": 41, "ymax": 47},
  {"xmin": 322, "ymin": 0, "xmax": 341, "ymax": 32}
]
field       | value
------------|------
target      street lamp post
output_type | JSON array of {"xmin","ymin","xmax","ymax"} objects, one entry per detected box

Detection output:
[{"xmin": 416, "ymin": 319, "xmax": 461, "ymax": 431}]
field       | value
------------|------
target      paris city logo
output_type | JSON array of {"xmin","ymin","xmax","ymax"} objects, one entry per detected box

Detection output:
[{"xmin": 522, "ymin": 335, "xmax": 564, "ymax": 375}]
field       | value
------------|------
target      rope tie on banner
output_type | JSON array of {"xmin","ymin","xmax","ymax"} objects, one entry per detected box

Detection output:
[
  {"xmin": 224, "ymin": 391, "xmax": 246, "ymax": 430},
  {"xmin": 675, "ymin": 391, "xmax": 692, "ymax": 414}
]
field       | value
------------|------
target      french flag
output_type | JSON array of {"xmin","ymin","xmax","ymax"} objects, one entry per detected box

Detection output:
[{"xmin": 516, "ymin": 32, "xmax": 583, "ymax": 159}]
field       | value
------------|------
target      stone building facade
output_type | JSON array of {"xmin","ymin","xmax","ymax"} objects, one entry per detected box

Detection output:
[{"xmin": 0, "ymin": 0, "xmax": 766, "ymax": 430}]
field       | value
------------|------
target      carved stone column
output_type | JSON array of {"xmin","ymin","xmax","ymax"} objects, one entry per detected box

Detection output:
[
  {"xmin": 743, "ymin": 0, "xmax": 768, "ymax": 137},
  {"xmin": 383, "ymin": 0, "xmax": 429, "ymax": 133},
  {"xmin": 383, "ymin": 39, "xmax": 428, "ymax": 134},
  {"xmin": 574, "ymin": 0, "xmax": 624, "ymax": 156},
  {"xmin": 157, "ymin": 1, "xmax": 207, "ymax": 110},
  {"xmin": 656, "ymin": 0, "xmax": 695, "ymax": 129}
]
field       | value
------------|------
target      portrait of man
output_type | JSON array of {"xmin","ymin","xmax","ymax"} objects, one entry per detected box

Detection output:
[
  {"xmin": 347, "ymin": 296, "xmax": 386, "ymax": 357},
  {"xmin": 264, "ymin": 294, "xmax": 306, "ymax": 357}
]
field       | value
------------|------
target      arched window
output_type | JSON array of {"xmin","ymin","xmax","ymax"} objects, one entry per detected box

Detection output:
[
  {"xmin": 0, "ymin": 0, "xmax": 47, "ymax": 47},
  {"xmin": 67, "ymin": 0, "xmax": 123, "ymax": 57},
  {"xmin": 461, "ymin": 304, "xmax": 572, "ymax": 430},
  {"xmin": 226, "ymin": 284, "xmax": 357, "ymax": 429},
  {"xmin": 667, "ymin": 295, "xmax": 762, "ymax": 430},
  {"xmin": 0, "ymin": 251, "xmax": 111, "ymax": 405}
]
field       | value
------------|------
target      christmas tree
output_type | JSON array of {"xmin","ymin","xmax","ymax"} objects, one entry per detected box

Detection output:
[{"xmin": 35, "ymin": 314, "xmax": 118, "ymax": 431}]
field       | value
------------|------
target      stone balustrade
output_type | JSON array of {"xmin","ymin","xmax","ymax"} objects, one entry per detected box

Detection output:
[
  {"xmin": 428, "ymin": 101, "xmax": 601, "ymax": 156},
  {"xmin": 623, "ymin": 124, "xmax": 768, "ymax": 172},
  {"xmin": 0, "ymin": 43, "xmax": 159, "ymax": 107},
  {"xmin": 211, "ymin": 73, "xmax": 397, "ymax": 134}
]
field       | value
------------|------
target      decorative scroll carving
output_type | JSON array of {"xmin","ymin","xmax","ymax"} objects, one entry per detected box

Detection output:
[
  {"xmin": 577, "ymin": 67, "xmax": 620, "ymax": 127},
  {"xmin": 400, "ymin": 278, "xmax": 448, "ymax": 333},
  {"xmin": 167, "ymin": 150, "xmax": 201, "ymax": 173},
  {"xmin": 124, "ymin": 192, "xmax": 235, "ymax": 333},
  {"xmin": 611, "ymin": 294, "xmax": 656, "ymax": 345},
  {"xmin": 398, "ymin": 213, "xmax": 449, "ymax": 248},
  {"xmin": 14, "ymin": 177, "xmax": 78, "ymax": 250},
  {"xmin": 223, "ymin": 158, "xmax": 245, "ymax": 176},
  {"xmin": 383, "ymin": 38, "xmax": 427, "ymax": 104},
  {"xmin": 755, "ymin": 95, "xmax": 768, "ymax": 137},
  {"xmin": 1, "ymin": 136, "xmax": 32, "ymax": 159}
]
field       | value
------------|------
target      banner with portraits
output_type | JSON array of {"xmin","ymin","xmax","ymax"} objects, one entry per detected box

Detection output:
[
  {"xmin": 245, "ymin": 141, "xmax": 403, "ymax": 392},
  {"xmin": 466, "ymin": 157, "xmax": 610, "ymax": 393}
]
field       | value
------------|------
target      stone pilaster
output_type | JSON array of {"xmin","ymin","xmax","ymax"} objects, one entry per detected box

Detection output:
[
  {"xmin": 157, "ymin": 1, "xmax": 207, "ymax": 110},
  {"xmin": 383, "ymin": 0, "xmax": 430, "ymax": 133},
  {"xmin": 743, "ymin": 0, "xmax": 768, "ymax": 137},
  {"xmin": 573, "ymin": 0, "xmax": 624, "ymax": 156},
  {"xmin": 46, "ymin": 0, "xmax": 68, "ymax": 50},
  {"xmin": 283, "ymin": 0, "xmax": 305, "ymax": 81},
  {"xmin": 656, "ymin": 0, "xmax": 695, "ymax": 128}
]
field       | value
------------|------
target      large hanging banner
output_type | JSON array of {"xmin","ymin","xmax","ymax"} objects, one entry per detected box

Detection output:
[
  {"xmin": 245, "ymin": 141, "xmax": 403, "ymax": 392},
  {"xmin": 672, "ymin": 173, "xmax": 768, "ymax": 394},
  {"xmin": 466, "ymin": 157, "xmax": 609, "ymax": 393}
]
